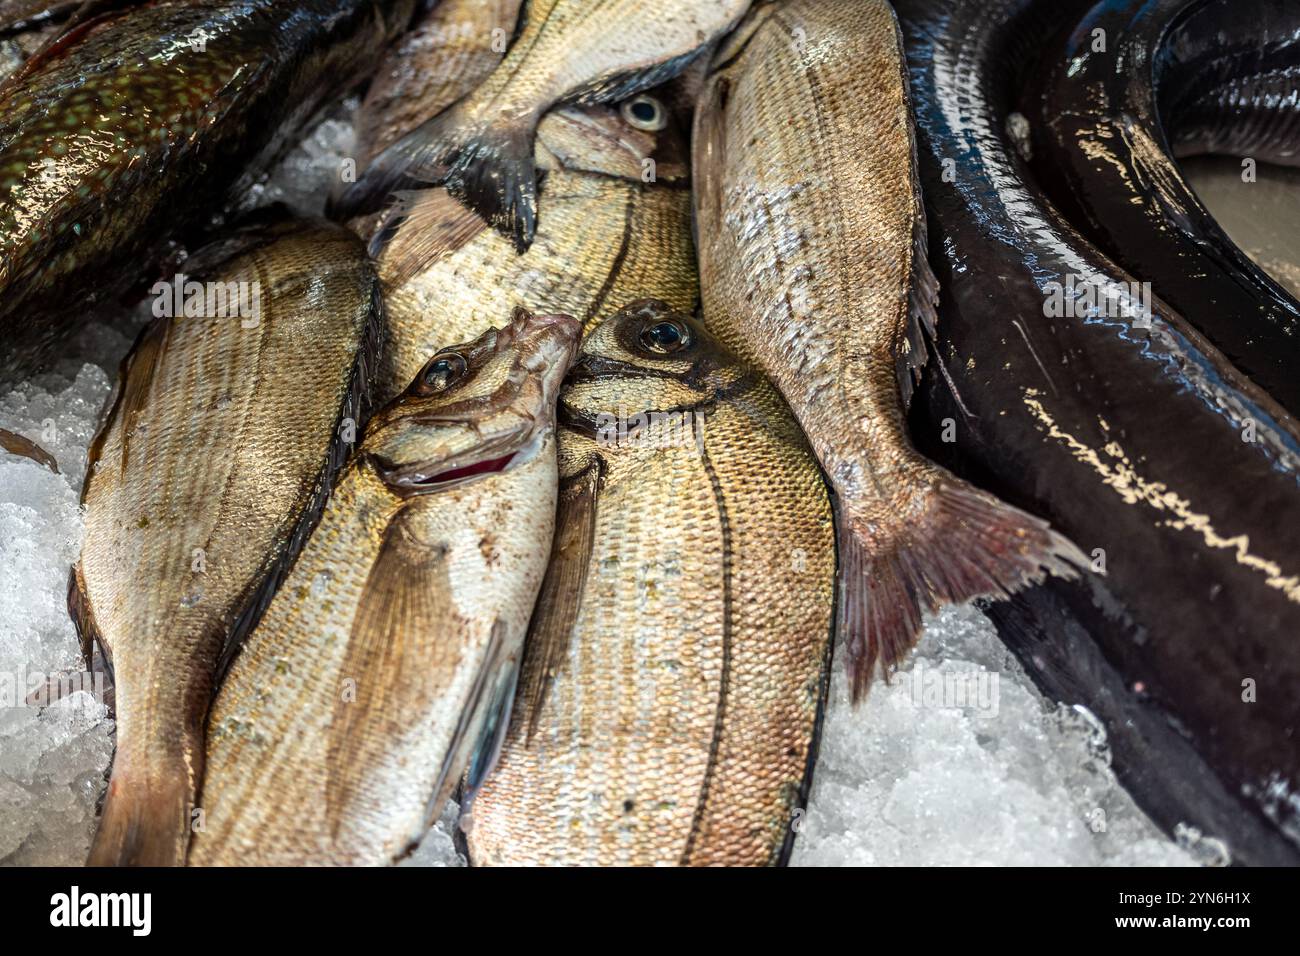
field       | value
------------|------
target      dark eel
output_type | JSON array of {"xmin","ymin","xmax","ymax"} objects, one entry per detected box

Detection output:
[
  {"xmin": 896, "ymin": 0, "xmax": 1300, "ymax": 865},
  {"xmin": 1028, "ymin": 0, "xmax": 1300, "ymax": 414},
  {"xmin": 0, "ymin": 0, "xmax": 417, "ymax": 383}
]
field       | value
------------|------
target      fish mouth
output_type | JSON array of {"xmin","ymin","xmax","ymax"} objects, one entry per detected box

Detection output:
[
  {"xmin": 391, "ymin": 451, "xmax": 517, "ymax": 492},
  {"xmin": 372, "ymin": 426, "xmax": 548, "ymax": 497}
]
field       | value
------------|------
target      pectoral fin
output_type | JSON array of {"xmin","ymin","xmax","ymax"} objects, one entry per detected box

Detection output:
[
  {"xmin": 326, "ymin": 509, "xmax": 450, "ymax": 836},
  {"xmin": 373, "ymin": 188, "xmax": 489, "ymax": 291},
  {"xmin": 524, "ymin": 460, "xmax": 602, "ymax": 742}
]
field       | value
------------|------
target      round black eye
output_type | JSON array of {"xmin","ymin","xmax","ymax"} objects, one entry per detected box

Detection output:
[
  {"xmin": 620, "ymin": 95, "xmax": 667, "ymax": 132},
  {"xmin": 639, "ymin": 319, "xmax": 691, "ymax": 354},
  {"xmin": 416, "ymin": 352, "xmax": 467, "ymax": 394}
]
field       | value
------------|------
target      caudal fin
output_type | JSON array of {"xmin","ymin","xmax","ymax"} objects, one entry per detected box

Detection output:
[
  {"xmin": 838, "ymin": 478, "xmax": 1088, "ymax": 702},
  {"xmin": 335, "ymin": 105, "xmax": 539, "ymax": 254},
  {"xmin": 86, "ymin": 767, "xmax": 193, "ymax": 866}
]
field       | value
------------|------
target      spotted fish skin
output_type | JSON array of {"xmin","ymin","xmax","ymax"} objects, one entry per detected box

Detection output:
[{"xmin": 0, "ymin": 0, "xmax": 416, "ymax": 381}]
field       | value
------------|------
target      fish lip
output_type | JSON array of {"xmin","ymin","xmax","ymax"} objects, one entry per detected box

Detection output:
[
  {"xmin": 385, "ymin": 450, "xmax": 518, "ymax": 493},
  {"xmin": 371, "ymin": 425, "xmax": 550, "ymax": 497}
]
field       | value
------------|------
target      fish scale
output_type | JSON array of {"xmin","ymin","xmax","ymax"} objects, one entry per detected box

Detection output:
[
  {"xmin": 189, "ymin": 311, "xmax": 580, "ymax": 866},
  {"xmin": 75, "ymin": 217, "xmax": 382, "ymax": 866},
  {"xmin": 376, "ymin": 167, "xmax": 696, "ymax": 405},
  {"xmin": 693, "ymin": 0, "xmax": 1087, "ymax": 698},
  {"xmin": 339, "ymin": 0, "xmax": 751, "ymax": 250},
  {"xmin": 0, "ymin": 0, "xmax": 416, "ymax": 382},
  {"xmin": 468, "ymin": 300, "xmax": 835, "ymax": 867}
]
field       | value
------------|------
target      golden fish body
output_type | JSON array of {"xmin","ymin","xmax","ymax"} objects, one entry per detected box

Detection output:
[
  {"xmin": 342, "ymin": 0, "xmax": 751, "ymax": 250},
  {"xmin": 693, "ymin": 0, "xmax": 1084, "ymax": 695},
  {"xmin": 74, "ymin": 218, "xmax": 381, "ymax": 866},
  {"xmin": 356, "ymin": 0, "xmax": 523, "ymax": 162},
  {"xmin": 468, "ymin": 300, "xmax": 835, "ymax": 866},
  {"xmin": 371, "ymin": 100, "xmax": 696, "ymax": 406},
  {"xmin": 377, "ymin": 169, "xmax": 694, "ymax": 402},
  {"xmin": 189, "ymin": 310, "xmax": 581, "ymax": 866}
]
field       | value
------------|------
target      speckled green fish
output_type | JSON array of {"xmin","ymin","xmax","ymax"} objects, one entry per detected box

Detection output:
[{"xmin": 0, "ymin": 0, "xmax": 416, "ymax": 382}]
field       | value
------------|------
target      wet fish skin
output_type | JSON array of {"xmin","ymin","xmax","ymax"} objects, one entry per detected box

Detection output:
[
  {"xmin": 897, "ymin": 0, "xmax": 1300, "ymax": 864},
  {"xmin": 357, "ymin": 0, "xmax": 523, "ymax": 162},
  {"xmin": 339, "ymin": 0, "xmax": 751, "ymax": 251},
  {"xmin": 468, "ymin": 299, "xmax": 836, "ymax": 867},
  {"xmin": 188, "ymin": 309, "xmax": 580, "ymax": 866},
  {"xmin": 369, "ymin": 93, "xmax": 695, "ymax": 407},
  {"xmin": 0, "ymin": 0, "xmax": 416, "ymax": 383},
  {"xmin": 693, "ymin": 0, "xmax": 1086, "ymax": 699},
  {"xmin": 1028, "ymin": 0, "xmax": 1300, "ymax": 414},
  {"xmin": 74, "ymin": 217, "xmax": 382, "ymax": 867}
]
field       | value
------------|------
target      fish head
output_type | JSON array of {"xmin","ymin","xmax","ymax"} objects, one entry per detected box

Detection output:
[
  {"xmin": 535, "ymin": 89, "xmax": 689, "ymax": 184},
  {"xmin": 364, "ymin": 307, "xmax": 581, "ymax": 495},
  {"xmin": 561, "ymin": 299, "xmax": 747, "ymax": 425}
]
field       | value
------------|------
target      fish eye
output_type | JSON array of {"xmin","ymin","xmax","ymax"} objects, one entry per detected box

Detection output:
[
  {"xmin": 620, "ymin": 95, "xmax": 667, "ymax": 132},
  {"xmin": 638, "ymin": 318, "xmax": 691, "ymax": 354},
  {"xmin": 415, "ymin": 352, "xmax": 468, "ymax": 394}
]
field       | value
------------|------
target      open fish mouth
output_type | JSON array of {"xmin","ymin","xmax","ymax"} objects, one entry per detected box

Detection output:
[
  {"xmin": 372, "ymin": 424, "xmax": 550, "ymax": 496},
  {"xmin": 386, "ymin": 450, "xmax": 518, "ymax": 491}
]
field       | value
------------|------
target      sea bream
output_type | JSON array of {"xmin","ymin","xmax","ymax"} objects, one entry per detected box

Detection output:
[
  {"xmin": 73, "ymin": 217, "xmax": 382, "ymax": 866},
  {"xmin": 468, "ymin": 300, "xmax": 836, "ymax": 867},
  {"xmin": 693, "ymin": 0, "xmax": 1087, "ymax": 698},
  {"xmin": 339, "ymin": 0, "xmax": 752, "ymax": 251},
  {"xmin": 0, "ymin": 0, "xmax": 417, "ymax": 382},
  {"xmin": 367, "ymin": 93, "xmax": 697, "ymax": 406},
  {"xmin": 189, "ymin": 309, "xmax": 580, "ymax": 866}
]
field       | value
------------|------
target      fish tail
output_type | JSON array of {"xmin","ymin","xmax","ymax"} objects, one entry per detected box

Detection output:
[
  {"xmin": 837, "ymin": 476, "xmax": 1088, "ymax": 702},
  {"xmin": 335, "ymin": 103, "xmax": 539, "ymax": 253},
  {"xmin": 87, "ymin": 761, "xmax": 195, "ymax": 867},
  {"xmin": 442, "ymin": 118, "xmax": 538, "ymax": 254}
]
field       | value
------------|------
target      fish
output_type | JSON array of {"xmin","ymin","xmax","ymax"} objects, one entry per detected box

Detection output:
[
  {"xmin": 72, "ymin": 216, "xmax": 382, "ymax": 866},
  {"xmin": 895, "ymin": 0, "xmax": 1300, "ymax": 864},
  {"xmin": 467, "ymin": 299, "xmax": 836, "ymax": 867},
  {"xmin": 692, "ymin": 0, "xmax": 1087, "ymax": 700},
  {"xmin": 188, "ymin": 309, "xmax": 580, "ymax": 866},
  {"xmin": 355, "ymin": 0, "xmax": 524, "ymax": 163},
  {"xmin": 367, "ymin": 93, "xmax": 696, "ymax": 407},
  {"xmin": 338, "ymin": 0, "xmax": 752, "ymax": 251},
  {"xmin": 0, "ymin": 0, "xmax": 417, "ymax": 383},
  {"xmin": 1027, "ymin": 0, "xmax": 1300, "ymax": 415}
]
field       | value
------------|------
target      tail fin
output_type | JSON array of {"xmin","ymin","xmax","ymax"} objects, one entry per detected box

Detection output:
[
  {"xmin": 838, "ymin": 478, "xmax": 1088, "ymax": 702},
  {"xmin": 443, "ymin": 120, "xmax": 537, "ymax": 254},
  {"xmin": 335, "ymin": 104, "xmax": 540, "ymax": 253},
  {"xmin": 86, "ymin": 765, "xmax": 194, "ymax": 866}
]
